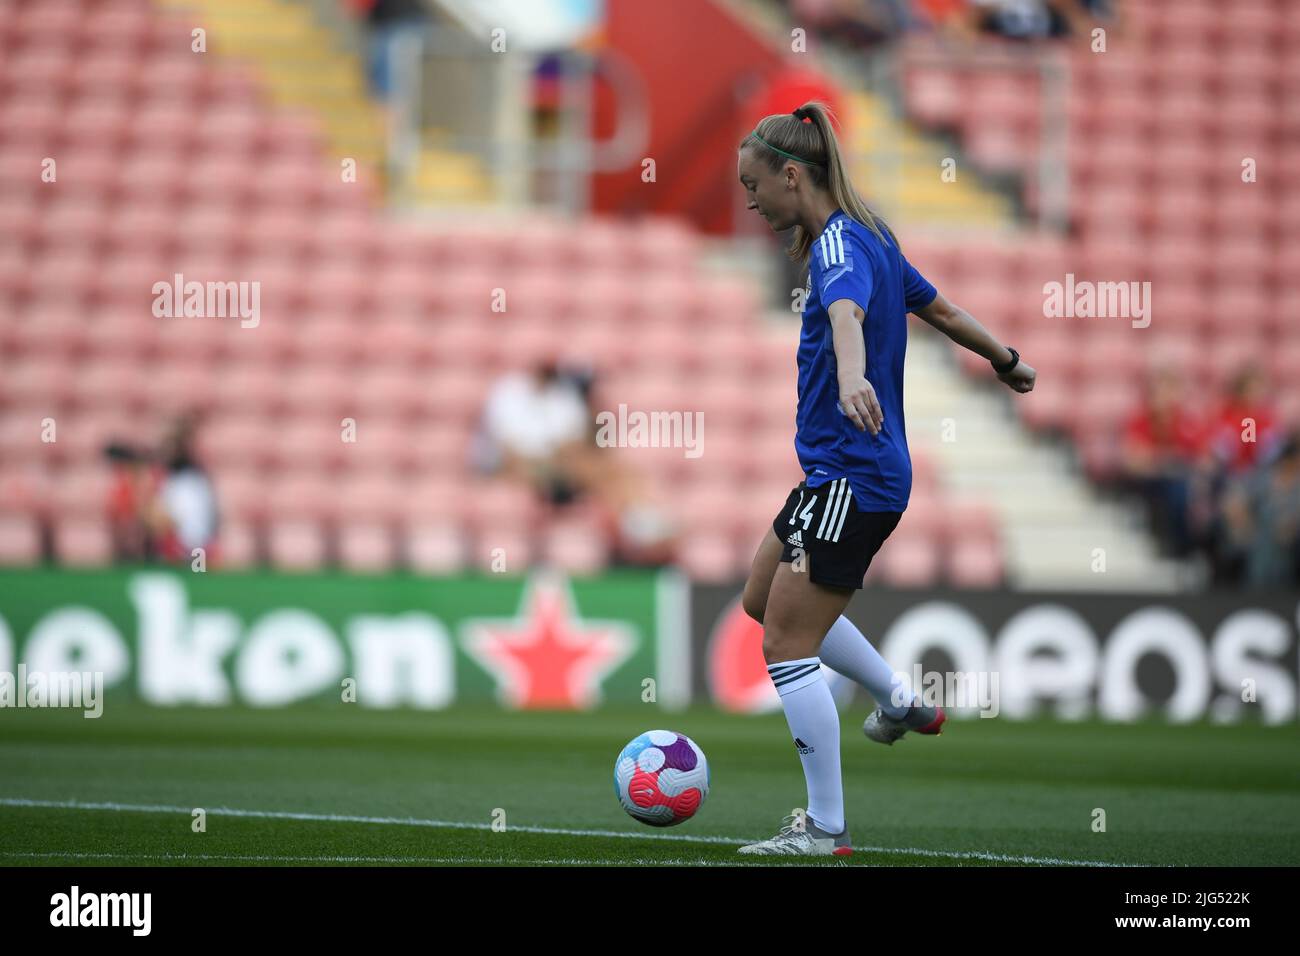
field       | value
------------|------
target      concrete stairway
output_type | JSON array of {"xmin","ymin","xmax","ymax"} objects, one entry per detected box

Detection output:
[
  {"xmin": 155, "ymin": 0, "xmax": 494, "ymax": 204},
  {"xmin": 901, "ymin": 325, "xmax": 1183, "ymax": 590}
]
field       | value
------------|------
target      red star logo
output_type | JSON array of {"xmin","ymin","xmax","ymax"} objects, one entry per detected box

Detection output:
[{"xmin": 461, "ymin": 575, "xmax": 636, "ymax": 709}]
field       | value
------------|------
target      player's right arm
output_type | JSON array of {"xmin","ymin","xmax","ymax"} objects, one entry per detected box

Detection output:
[{"xmin": 912, "ymin": 291, "xmax": 1036, "ymax": 394}]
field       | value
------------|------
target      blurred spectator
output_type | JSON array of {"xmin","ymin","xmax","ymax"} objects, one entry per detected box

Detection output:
[
  {"xmin": 1219, "ymin": 435, "xmax": 1300, "ymax": 588},
  {"xmin": 970, "ymin": 0, "xmax": 1108, "ymax": 40},
  {"xmin": 1120, "ymin": 368, "xmax": 1208, "ymax": 557},
  {"xmin": 104, "ymin": 442, "xmax": 156, "ymax": 563},
  {"xmin": 1209, "ymin": 364, "xmax": 1280, "ymax": 477},
  {"xmin": 347, "ymin": 0, "xmax": 430, "ymax": 182},
  {"xmin": 783, "ymin": 0, "xmax": 912, "ymax": 48},
  {"xmin": 912, "ymin": 0, "xmax": 981, "ymax": 39},
  {"xmin": 475, "ymin": 360, "xmax": 591, "ymax": 505},
  {"xmin": 148, "ymin": 416, "xmax": 220, "ymax": 564},
  {"xmin": 349, "ymin": 0, "xmax": 429, "ymax": 102},
  {"xmin": 473, "ymin": 360, "xmax": 678, "ymax": 565}
]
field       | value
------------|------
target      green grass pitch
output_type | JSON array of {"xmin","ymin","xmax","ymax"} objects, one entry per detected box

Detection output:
[{"xmin": 1, "ymin": 702, "xmax": 1297, "ymax": 866}]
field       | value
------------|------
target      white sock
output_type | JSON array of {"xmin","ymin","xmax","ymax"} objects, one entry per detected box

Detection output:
[
  {"xmin": 823, "ymin": 668, "xmax": 857, "ymax": 709},
  {"xmin": 819, "ymin": 615, "xmax": 916, "ymax": 719},
  {"xmin": 768, "ymin": 658, "xmax": 844, "ymax": 835}
]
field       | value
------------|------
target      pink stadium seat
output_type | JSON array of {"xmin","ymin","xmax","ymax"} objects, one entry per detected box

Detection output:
[
  {"xmin": 675, "ymin": 533, "xmax": 736, "ymax": 583},
  {"xmin": 215, "ymin": 519, "xmax": 259, "ymax": 569},
  {"xmin": 1269, "ymin": 342, "xmax": 1300, "ymax": 387},
  {"xmin": 1017, "ymin": 373, "xmax": 1071, "ymax": 433},
  {"xmin": 347, "ymin": 366, "xmax": 426, "ymax": 421},
  {"xmin": 673, "ymin": 482, "xmax": 744, "ymax": 537},
  {"xmin": 334, "ymin": 471, "xmax": 406, "ymax": 524},
  {"xmin": 469, "ymin": 526, "xmax": 534, "ymax": 572},
  {"xmin": 338, "ymin": 522, "xmax": 396, "ymax": 572},
  {"xmin": 46, "ymin": 461, "xmax": 112, "ymax": 519},
  {"xmin": 267, "ymin": 519, "xmax": 327, "ymax": 570},
  {"xmin": 1067, "ymin": 380, "xmax": 1141, "ymax": 439},
  {"xmin": 905, "ymin": 64, "xmax": 963, "ymax": 128},
  {"xmin": 947, "ymin": 536, "xmax": 1004, "ymax": 588},
  {"xmin": 265, "ymin": 473, "xmax": 341, "ymax": 522},
  {"xmin": 257, "ymin": 418, "xmax": 342, "ymax": 474},
  {"xmin": 211, "ymin": 466, "xmax": 270, "ymax": 523},
  {"xmin": 460, "ymin": 481, "xmax": 539, "ymax": 534},
  {"xmin": 879, "ymin": 534, "xmax": 941, "ymax": 587},
  {"xmin": 540, "ymin": 517, "xmax": 610, "ymax": 574},
  {"xmin": 0, "ymin": 514, "xmax": 43, "ymax": 564},
  {"xmin": 943, "ymin": 502, "xmax": 999, "ymax": 546},
  {"xmin": 406, "ymin": 523, "xmax": 467, "ymax": 573},
  {"xmin": 54, "ymin": 517, "xmax": 112, "ymax": 566}
]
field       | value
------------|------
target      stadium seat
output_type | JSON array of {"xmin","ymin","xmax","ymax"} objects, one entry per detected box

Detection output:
[
  {"xmin": 338, "ymin": 522, "xmax": 396, "ymax": 573},
  {"xmin": 406, "ymin": 523, "xmax": 467, "ymax": 574},
  {"xmin": 54, "ymin": 517, "xmax": 112, "ymax": 566},
  {"xmin": 267, "ymin": 519, "xmax": 328, "ymax": 570},
  {"xmin": 0, "ymin": 514, "xmax": 42, "ymax": 564}
]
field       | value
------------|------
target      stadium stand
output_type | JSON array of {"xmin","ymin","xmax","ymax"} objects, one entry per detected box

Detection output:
[{"xmin": 0, "ymin": 0, "xmax": 1004, "ymax": 585}]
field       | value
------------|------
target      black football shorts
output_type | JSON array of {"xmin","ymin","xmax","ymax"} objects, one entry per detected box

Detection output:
[{"xmin": 772, "ymin": 479, "xmax": 902, "ymax": 589}]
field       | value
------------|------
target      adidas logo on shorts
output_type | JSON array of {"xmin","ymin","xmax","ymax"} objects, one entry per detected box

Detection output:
[{"xmin": 786, "ymin": 529, "xmax": 804, "ymax": 547}]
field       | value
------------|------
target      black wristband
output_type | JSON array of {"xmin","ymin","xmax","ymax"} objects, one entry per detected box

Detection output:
[{"xmin": 992, "ymin": 346, "xmax": 1019, "ymax": 374}]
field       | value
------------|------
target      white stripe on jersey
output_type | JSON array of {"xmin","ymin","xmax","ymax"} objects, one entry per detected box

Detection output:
[{"xmin": 818, "ymin": 221, "xmax": 847, "ymax": 269}]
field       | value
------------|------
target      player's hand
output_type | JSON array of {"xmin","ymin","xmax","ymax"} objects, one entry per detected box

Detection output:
[
  {"xmin": 999, "ymin": 361, "xmax": 1035, "ymax": 394},
  {"xmin": 838, "ymin": 375, "xmax": 883, "ymax": 434}
]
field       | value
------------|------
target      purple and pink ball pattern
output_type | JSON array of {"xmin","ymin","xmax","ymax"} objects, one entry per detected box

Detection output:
[{"xmin": 614, "ymin": 730, "xmax": 710, "ymax": 827}]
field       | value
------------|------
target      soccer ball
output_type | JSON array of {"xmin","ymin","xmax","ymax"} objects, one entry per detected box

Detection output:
[{"xmin": 614, "ymin": 730, "xmax": 709, "ymax": 827}]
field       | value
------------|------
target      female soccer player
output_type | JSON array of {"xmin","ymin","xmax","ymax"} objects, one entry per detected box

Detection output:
[{"xmin": 735, "ymin": 102, "xmax": 1035, "ymax": 856}]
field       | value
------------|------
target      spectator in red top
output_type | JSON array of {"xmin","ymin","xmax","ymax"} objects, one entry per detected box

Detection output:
[
  {"xmin": 1123, "ymin": 368, "xmax": 1208, "ymax": 467},
  {"xmin": 1120, "ymin": 368, "xmax": 1209, "ymax": 557},
  {"xmin": 104, "ymin": 442, "xmax": 156, "ymax": 563},
  {"xmin": 1210, "ymin": 364, "xmax": 1279, "ymax": 476}
]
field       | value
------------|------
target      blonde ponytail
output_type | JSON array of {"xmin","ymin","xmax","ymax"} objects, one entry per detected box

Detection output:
[{"xmin": 740, "ymin": 100, "xmax": 896, "ymax": 265}]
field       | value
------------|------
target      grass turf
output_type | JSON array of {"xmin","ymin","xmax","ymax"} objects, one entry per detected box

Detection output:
[{"xmin": 1, "ymin": 702, "xmax": 1297, "ymax": 866}]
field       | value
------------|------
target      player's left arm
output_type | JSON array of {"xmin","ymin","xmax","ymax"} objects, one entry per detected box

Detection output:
[
  {"xmin": 828, "ymin": 298, "xmax": 882, "ymax": 435},
  {"xmin": 912, "ymin": 291, "xmax": 1036, "ymax": 394}
]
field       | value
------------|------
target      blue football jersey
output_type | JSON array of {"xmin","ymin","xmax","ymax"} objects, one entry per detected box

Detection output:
[{"xmin": 793, "ymin": 209, "xmax": 937, "ymax": 512}]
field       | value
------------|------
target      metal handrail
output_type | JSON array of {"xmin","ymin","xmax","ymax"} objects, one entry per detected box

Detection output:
[{"xmin": 390, "ymin": 26, "xmax": 651, "ymax": 210}]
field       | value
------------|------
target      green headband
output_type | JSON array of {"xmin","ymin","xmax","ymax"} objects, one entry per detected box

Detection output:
[{"xmin": 750, "ymin": 131, "xmax": 825, "ymax": 167}]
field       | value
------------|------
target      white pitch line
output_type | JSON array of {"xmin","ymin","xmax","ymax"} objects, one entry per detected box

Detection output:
[
  {"xmin": 0, "ymin": 797, "xmax": 746, "ymax": 845},
  {"xmin": 0, "ymin": 851, "xmax": 782, "ymax": 867},
  {"xmin": 0, "ymin": 797, "xmax": 1143, "ymax": 867}
]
